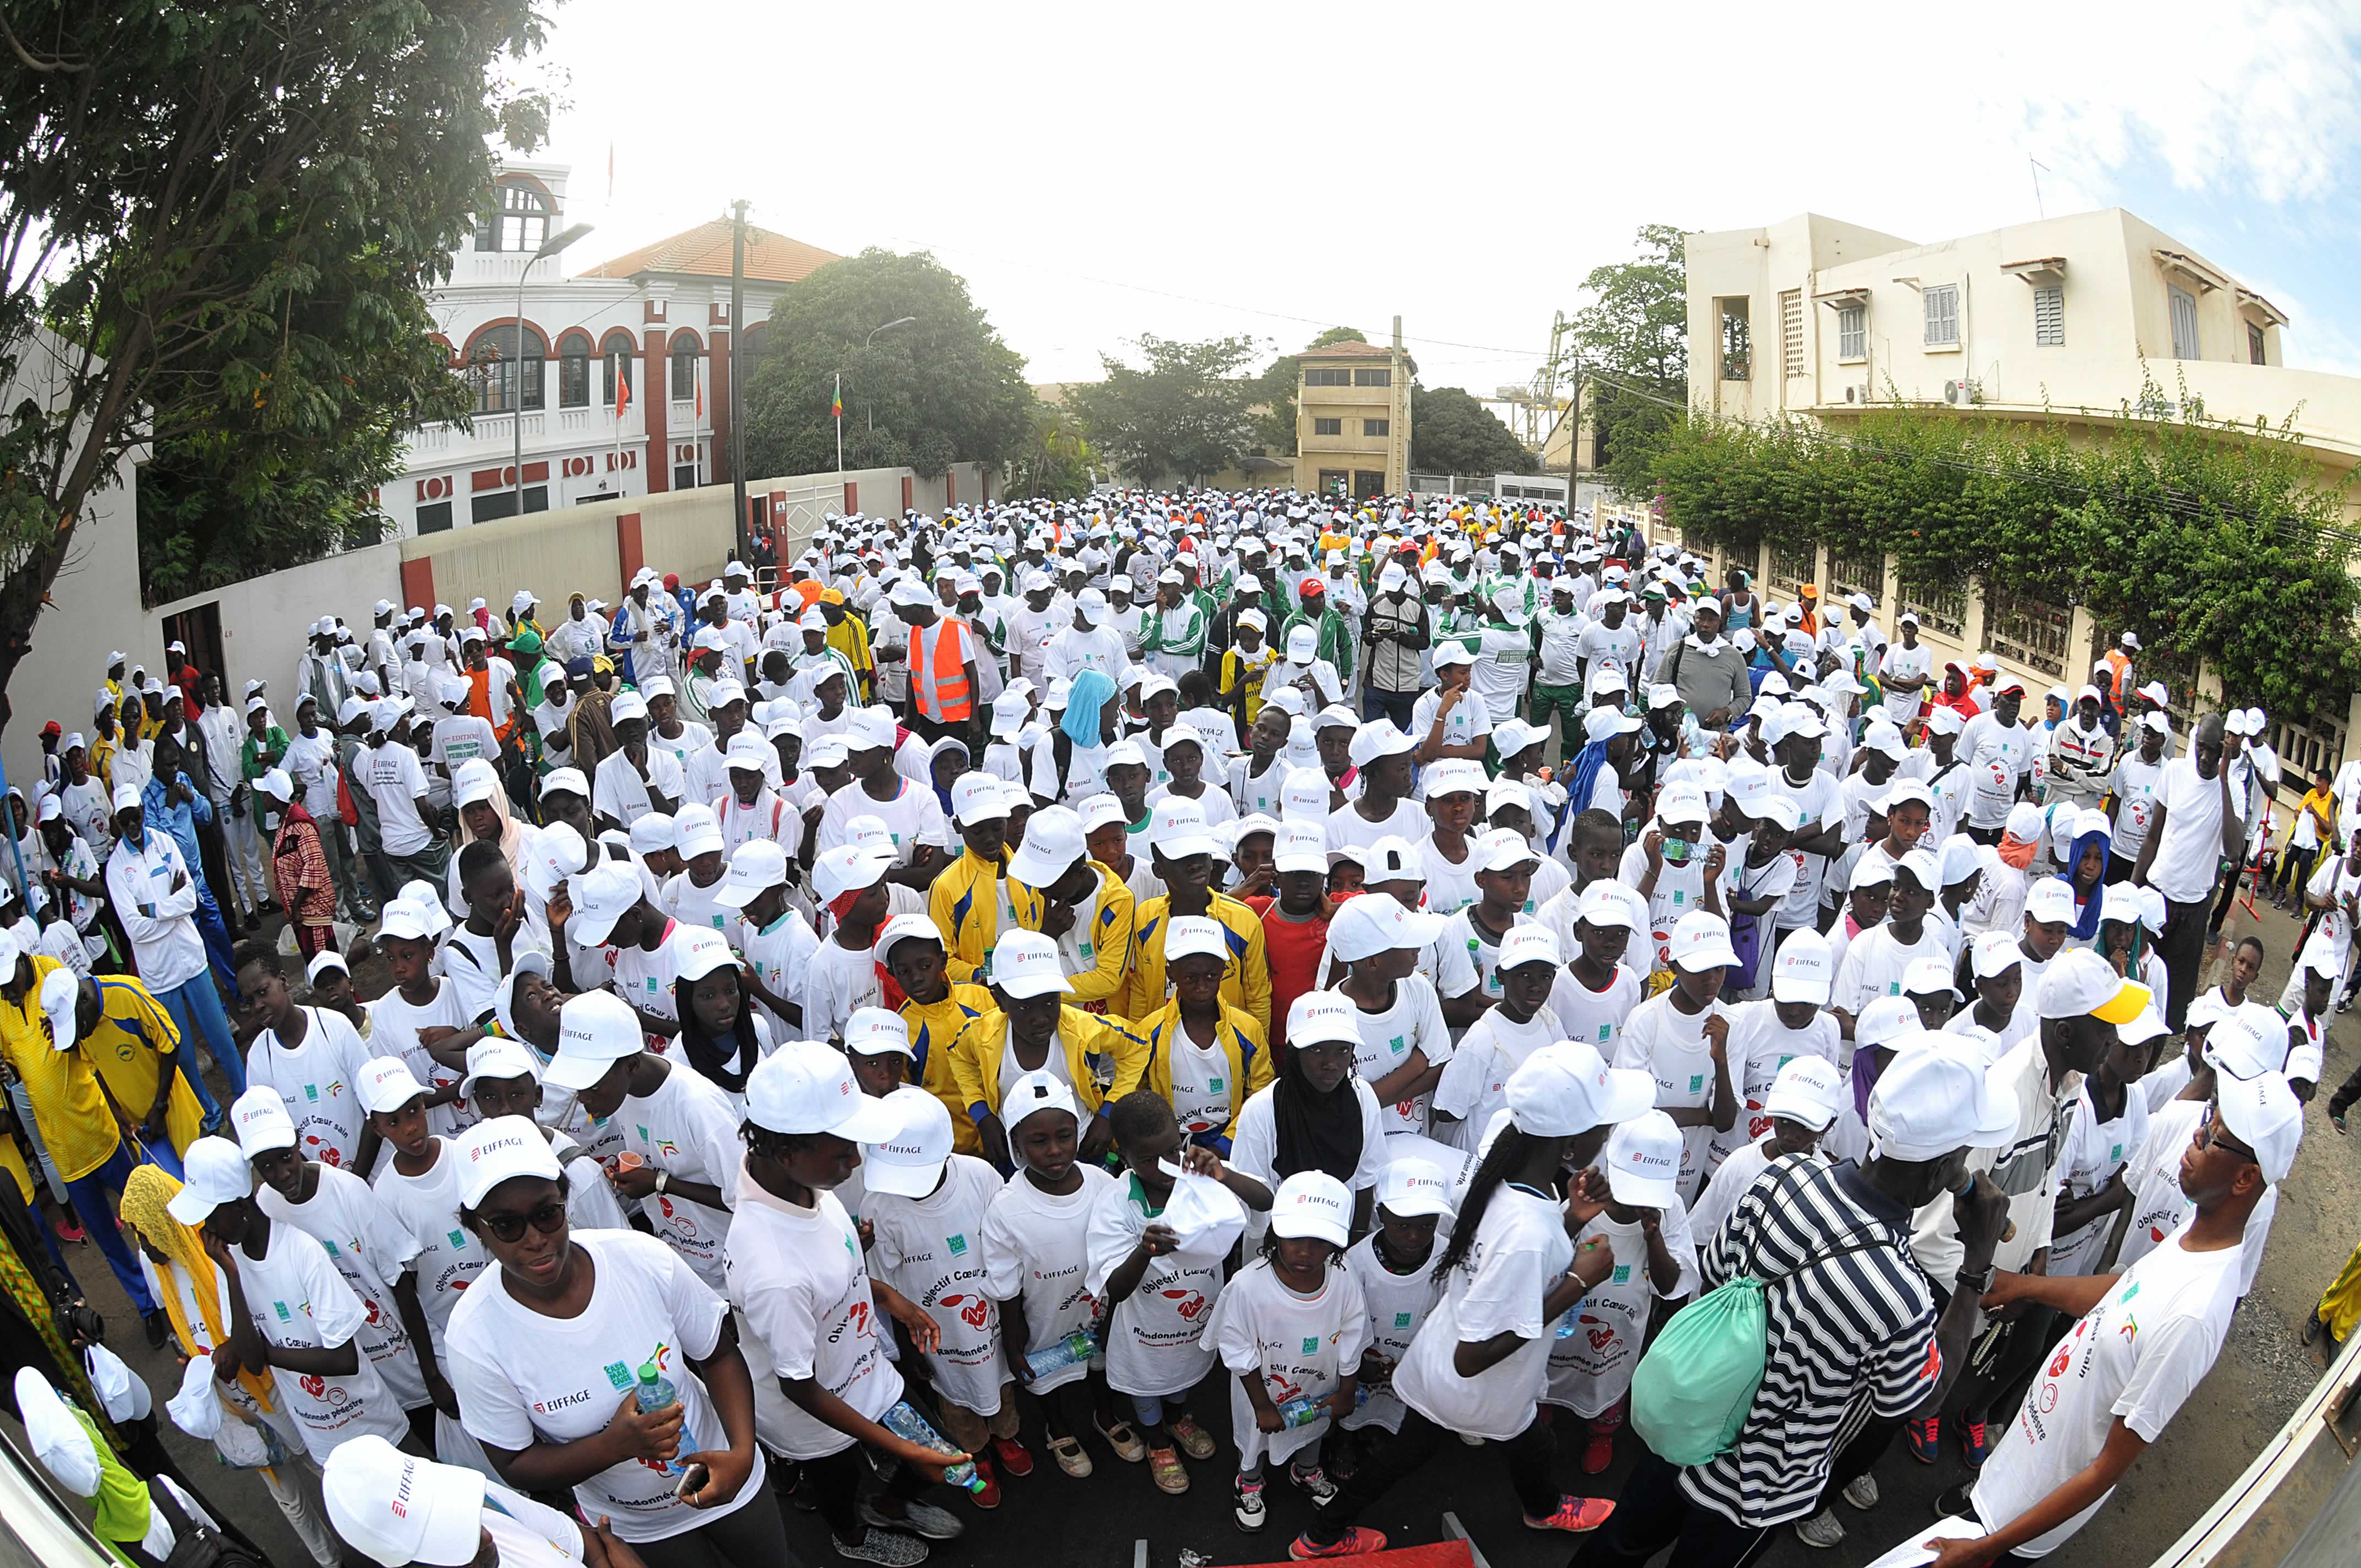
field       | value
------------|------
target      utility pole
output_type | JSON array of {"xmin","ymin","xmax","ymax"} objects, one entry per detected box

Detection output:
[
  {"xmin": 1567, "ymin": 352, "xmax": 1581, "ymax": 509},
  {"xmin": 728, "ymin": 199, "xmax": 751, "ymax": 568}
]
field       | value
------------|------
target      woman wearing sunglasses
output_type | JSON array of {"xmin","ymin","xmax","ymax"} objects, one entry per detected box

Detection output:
[{"xmin": 443, "ymin": 1110, "xmax": 789, "ymax": 1568}]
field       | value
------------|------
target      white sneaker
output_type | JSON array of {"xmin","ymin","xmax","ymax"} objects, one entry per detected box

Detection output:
[
  {"xmin": 1794, "ymin": 1510, "xmax": 1846, "ymax": 1549},
  {"xmin": 1842, "ymin": 1474, "xmax": 1879, "ymax": 1511}
]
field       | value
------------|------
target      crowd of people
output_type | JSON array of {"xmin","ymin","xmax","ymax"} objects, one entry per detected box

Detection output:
[{"xmin": 0, "ymin": 486, "xmax": 2340, "ymax": 1568}]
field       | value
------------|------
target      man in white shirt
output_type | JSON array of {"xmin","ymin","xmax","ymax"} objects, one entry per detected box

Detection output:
[
  {"xmin": 365, "ymin": 702, "xmax": 450, "ymax": 886},
  {"xmin": 103, "ymin": 785, "xmax": 247, "ymax": 1101},
  {"xmin": 2131, "ymin": 714, "xmax": 2242, "ymax": 1029},
  {"xmin": 1957, "ymin": 678, "xmax": 2036, "ymax": 846},
  {"xmin": 1044, "ymin": 589, "xmax": 1128, "ymax": 685}
]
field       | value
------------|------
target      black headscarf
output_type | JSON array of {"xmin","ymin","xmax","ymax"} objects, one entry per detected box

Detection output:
[
  {"xmin": 1270, "ymin": 1042, "xmax": 1364, "ymax": 1184},
  {"xmin": 672, "ymin": 975, "xmax": 761, "ymax": 1095}
]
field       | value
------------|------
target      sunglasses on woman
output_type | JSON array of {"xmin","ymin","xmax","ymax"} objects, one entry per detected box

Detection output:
[{"xmin": 476, "ymin": 1201, "xmax": 568, "ymax": 1244}]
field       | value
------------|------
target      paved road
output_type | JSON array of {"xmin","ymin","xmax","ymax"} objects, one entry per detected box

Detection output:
[{"xmin": 8, "ymin": 891, "xmax": 2353, "ymax": 1568}]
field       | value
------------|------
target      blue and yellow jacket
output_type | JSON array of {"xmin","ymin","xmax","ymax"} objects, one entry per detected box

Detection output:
[
  {"xmin": 1003, "ymin": 862, "xmax": 1135, "ymax": 1011},
  {"xmin": 1125, "ymin": 997, "xmax": 1271, "ymax": 1153},
  {"xmin": 896, "ymin": 982, "xmax": 996, "ymax": 1155},
  {"xmin": 1119, "ymin": 891, "xmax": 1271, "ymax": 1038},
  {"xmin": 946, "ymin": 1005, "xmax": 1145, "ymax": 1129},
  {"xmin": 928, "ymin": 849, "xmax": 1009, "ymax": 986}
]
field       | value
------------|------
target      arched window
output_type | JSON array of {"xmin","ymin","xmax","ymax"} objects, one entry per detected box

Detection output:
[
  {"xmin": 670, "ymin": 335, "xmax": 700, "ymax": 402},
  {"xmin": 557, "ymin": 331, "xmax": 592, "ymax": 409},
  {"xmin": 475, "ymin": 179, "xmax": 550, "ymax": 254},
  {"xmin": 467, "ymin": 324, "xmax": 546, "ymax": 414},
  {"xmin": 601, "ymin": 330, "xmax": 637, "ymax": 410}
]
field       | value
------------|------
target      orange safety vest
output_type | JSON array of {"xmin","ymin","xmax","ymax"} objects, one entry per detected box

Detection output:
[
  {"xmin": 2102, "ymin": 647, "xmax": 2132, "ymax": 700},
  {"xmin": 912, "ymin": 617, "xmax": 973, "ymax": 723}
]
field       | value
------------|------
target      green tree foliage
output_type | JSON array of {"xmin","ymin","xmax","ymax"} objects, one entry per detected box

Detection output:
[
  {"xmin": 1649, "ymin": 386, "xmax": 2361, "ymax": 713},
  {"xmin": 1071, "ymin": 334, "xmax": 1260, "ymax": 486},
  {"xmin": 0, "ymin": 0, "xmax": 550, "ymax": 725},
  {"xmin": 1568, "ymin": 224, "xmax": 1689, "ymax": 496},
  {"xmin": 739, "ymin": 248, "xmax": 1031, "ymax": 481},
  {"xmin": 1256, "ymin": 326, "xmax": 1366, "ymax": 454},
  {"xmin": 1000, "ymin": 401, "xmax": 1098, "ymax": 502},
  {"xmin": 1411, "ymin": 385, "xmax": 1536, "ymax": 478}
]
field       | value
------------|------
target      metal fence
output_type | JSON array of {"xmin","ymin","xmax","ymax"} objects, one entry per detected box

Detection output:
[
  {"xmin": 1898, "ymin": 574, "xmax": 1968, "ymax": 639},
  {"xmin": 1769, "ymin": 540, "xmax": 1817, "ymax": 602},
  {"xmin": 1828, "ymin": 547, "xmax": 1884, "ymax": 607},
  {"xmin": 1986, "ymin": 587, "xmax": 2072, "ymax": 678}
]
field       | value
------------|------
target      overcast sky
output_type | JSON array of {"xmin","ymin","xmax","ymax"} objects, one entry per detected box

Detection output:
[{"xmin": 531, "ymin": 0, "xmax": 2361, "ymax": 405}]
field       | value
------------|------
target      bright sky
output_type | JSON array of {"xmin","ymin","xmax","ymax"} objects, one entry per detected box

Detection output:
[{"xmin": 534, "ymin": 0, "xmax": 2361, "ymax": 408}]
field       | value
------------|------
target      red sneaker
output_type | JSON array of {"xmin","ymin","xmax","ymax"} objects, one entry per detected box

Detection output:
[
  {"xmin": 1525, "ymin": 1495, "xmax": 1615, "ymax": 1533},
  {"xmin": 1290, "ymin": 1527, "xmax": 1388, "ymax": 1559},
  {"xmin": 988, "ymin": 1434, "xmax": 1033, "ymax": 1478},
  {"xmin": 54, "ymin": 1216, "xmax": 83, "ymax": 1244},
  {"xmin": 970, "ymin": 1457, "xmax": 999, "ymax": 1510}
]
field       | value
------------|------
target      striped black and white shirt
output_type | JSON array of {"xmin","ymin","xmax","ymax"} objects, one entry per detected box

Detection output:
[{"xmin": 1681, "ymin": 1153, "xmax": 1941, "ymax": 1529}]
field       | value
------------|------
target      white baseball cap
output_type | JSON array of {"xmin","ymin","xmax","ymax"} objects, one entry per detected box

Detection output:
[
  {"xmin": 1150, "ymin": 796, "xmax": 1218, "ymax": 861},
  {"xmin": 1287, "ymin": 990, "xmax": 1362, "ymax": 1049},
  {"xmin": 1505, "ymin": 1041, "xmax": 1656, "ymax": 1137},
  {"xmin": 863, "ymin": 1088, "xmax": 956, "ymax": 1197},
  {"xmin": 812, "ymin": 843, "xmax": 895, "ymax": 902},
  {"xmin": 1495, "ymin": 924, "xmax": 1561, "ymax": 972},
  {"xmin": 2036, "ymin": 949, "xmax": 2151, "ymax": 1023},
  {"xmin": 1667, "ymin": 910, "xmax": 1739, "ymax": 973},
  {"xmin": 1375, "ymin": 1157, "xmax": 1456, "ymax": 1219},
  {"xmin": 230, "ymin": 1086, "xmax": 297, "ymax": 1155},
  {"xmin": 1473, "ymin": 826, "xmax": 1541, "ymax": 874},
  {"xmin": 844, "ymin": 1007, "xmax": 916, "ymax": 1058},
  {"xmin": 166, "ymin": 1137, "xmax": 253, "ymax": 1224},
  {"xmin": 543, "ymin": 989, "xmax": 644, "ymax": 1091},
  {"xmin": 672, "ymin": 803, "xmax": 725, "ymax": 859},
  {"xmin": 1269, "ymin": 1171, "xmax": 1353, "ymax": 1248},
  {"xmin": 714, "ymin": 840, "xmax": 789, "ymax": 908},
  {"xmin": 2215, "ymin": 1070, "xmax": 2304, "ymax": 1183},
  {"xmin": 1603, "ymin": 1111, "xmax": 1683, "ymax": 1208},
  {"xmin": 1328, "ymin": 895, "xmax": 1445, "ymax": 962},
  {"xmin": 992, "ymin": 929, "xmax": 1069, "ymax": 999},
  {"xmin": 1764, "ymin": 1055, "xmax": 1846, "ymax": 1131},
  {"xmin": 1348, "ymin": 720, "xmax": 1415, "ymax": 768},
  {"xmin": 459, "ymin": 1039, "xmax": 541, "ymax": 1102},
  {"xmin": 1003, "ymin": 1069, "xmax": 1079, "ymax": 1133},
  {"xmin": 564, "ymin": 862, "xmax": 642, "ymax": 947},
  {"xmin": 2201, "ymin": 1009, "xmax": 2281, "ymax": 1080},
  {"xmin": 1971, "ymin": 929, "xmax": 2023, "ymax": 981},
  {"xmin": 1008, "ymin": 804, "xmax": 1087, "ymax": 888},
  {"xmin": 1165, "ymin": 914, "xmax": 1230, "ymax": 965},
  {"xmin": 747, "ymin": 1041, "xmax": 901, "ymax": 1139},
  {"xmin": 1573, "ymin": 881, "xmax": 1639, "ymax": 929},
  {"xmin": 2023, "ymin": 878, "xmax": 2077, "ymax": 925},
  {"xmin": 357, "ymin": 1057, "xmax": 429, "ymax": 1117},
  {"xmin": 35, "ymin": 970, "xmax": 77, "ymax": 1052},
  {"xmin": 1769, "ymin": 928, "xmax": 1833, "ymax": 1005},
  {"xmin": 953, "ymin": 771, "xmax": 1010, "ymax": 827},
  {"xmin": 1865, "ymin": 1041, "xmax": 2019, "ymax": 1160},
  {"xmin": 323, "ymin": 1434, "xmax": 491, "ymax": 1567},
  {"xmin": 1271, "ymin": 819, "xmax": 1329, "ymax": 875},
  {"xmin": 454, "ymin": 1114, "xmax": 564, "ymax": 1209}
]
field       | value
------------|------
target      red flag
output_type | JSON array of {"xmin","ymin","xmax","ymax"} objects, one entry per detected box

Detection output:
[
  {"xmin": 695, "ymin": 374, "xmax": 703, "ymax": 421},
  {"xmin": 615, "ymin": 371, "xmax": 631, "ymax": 420}
]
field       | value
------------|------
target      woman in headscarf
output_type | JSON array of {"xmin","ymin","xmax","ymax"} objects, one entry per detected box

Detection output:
[
  {"xmin": 440, "ymin": 756, "xmax": 534, "ymax": 917},
  {"xmin": 1231, "ymin": 988, "xmax": 1384, "ymax": 1200},
  {"xmin": 118, "ymin": 1166, "xmax": 341, "ymax": 1565},
  {"xmin": 1031, "ymin": 667, "xmax": 1120, "ymax": 804},
  {"xmin": 2059, "ymin": 805, "xmax": 2113, "ymax": 948},
  {"xmin": 926, "ymin": 736, "xmax": 971, "ymax": 818}
]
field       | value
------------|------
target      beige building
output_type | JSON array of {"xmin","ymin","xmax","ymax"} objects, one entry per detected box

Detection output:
[
  {"xmin": 1296, "ymin": 330, "xmax": 1412, "ymax": 499},
  {"xmin": 1682, "ymin": 207, "xmax": 2361, "ymax": 807}
]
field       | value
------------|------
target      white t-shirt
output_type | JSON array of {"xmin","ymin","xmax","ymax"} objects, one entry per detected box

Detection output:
[
  {"xmin": 614, "ymin": 1063, "xmax": 744, "ymax": 1291},
  {"xmin": 365, "ymin": 982, "xmax": 471, "ymax": 1140},
  {"xmin": 451, "ymin": 1229, "xmax": 760, "ymax": 1544},
  {"xmin": 1085, "ymin": 1173, "xmax": 1226, "ymax": 1398},
  {"xmin": 255, "ymin": 1163, "xmax": 430, "ymax": 1411},
  {"xmin": 1958, "ymin": 713, "xmax": 2035, "ymax": 829},
  {"xmin": 1325, "ymin": 798, "xmax": 1426, "ymax": 863},
  {"xmin": 368, "ymin": 1139, "xmax": 488, "ymax": 1362},
  {"xmin": 1971, "ymin": 1235, "xmax": 2242, "ymax": 1556},
  {"xmin": 2115, "ymin": 1099, "xmax": 2276, "ymax": 1295},
  {"xmin": 802, "ymin": 936, "xmax": 884, "ymax": 1048},
  {"xmin": 2048, "ymin": 1082, "xmax": 2150, "ymax": 1278},
  {"xmin": 727, "ymin": 1183, "xmax": 902, "ymax": 1462},
  {"xmin": 1343, "ymin": 976, "xmax": 1453, "ymax": 1138},
  {"xmin": 1691, "ymin": 1138, "xmax": 1827, "ymax": 1247},
  {"xmin": 1408, "ymin": 687, "xmax": 1493, "ymax": 758},
  {"xmin": 1613, "ymin": 992, "xmax": 1728, "ymax": 1202},
  {"xmin": 741, "ymin": 908, "xmax": 822, "ymax": 1041},
  {"xmin": 867, "ymin": 1154, "xmax": 1009, "ymax": 1417},
  {"xmin": 611, "ymin": 921, "xmax": 686, "ymax": 1025},
  {"xmin": 2108, "ymin": 753, "xmax": 2167, "ymax": 864},
  {"xmin": 1340, "ymin": 1233, "xmax": 1446, "ymax": 1435},
  {"xmin": 368, "ymin": 742, "xmax": 434, "ymax": 856},
  {"xmin": 1208, "ymin": 1257, "xmax": 1371, "ymax": 1468},
  {"xmin": 815, "ymin": 778, "xmax": 950, "ymax": 867},
  {"xmin": 1392, "ymin": 1184, "xmax": 1569, "ymax": 1442},
  {"xmin": 1769, "ymin": 767, "xmax": 1842, "ymax": 923},
  {"xmin": 981, "ymin": 1165, "xmax": 1118, "ymax": 1393},
  {"xmin": 1422, "ymin": 835, "xmax": 1482, "ymax": 919},
  {"xmin": 224, "ymin": 1223, "xmax": 409, "ymax": 1461},
  {"xmin": 1543, "ymin": 1207, "xmax": 1700, "ymax": 1417},
  {"xmin": 1832, "ymin": 921, "xmax": 1951, "ymax": 1021},
  {"xmin": 2147, "ymin": 758, "xmax": 2232, "ymax": 905},
  {"xmin": 592, "ymin": 746, "xmax": 687, "ymax": 830},
  {"xmin": 1707, "ymin": 1000, "xmax": 1841, "ymax": 1172},
  {"xmin": 1230, "ymin": 1080, "xmax": 1391, "ymax": 1198},
  {"xmin": 1880, "ymin": 641, "xmax": 1931, "ymax": 725},
  {"xmin": 243, "ymin": 1008, "xmax": 377, "ymax": 1171},
  {"xmin": 1432, "ymin": 1004, "xmax": 1559, "ymax": 1152}
]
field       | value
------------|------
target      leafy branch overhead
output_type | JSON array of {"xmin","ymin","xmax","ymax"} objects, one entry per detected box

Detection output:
[
  {"xmin": 1650, "ymin": 385, "xmax": 2361, "ymax": 713},
  {"xmin": 1070, "ymin": 333, "xmax": 1263, "ymax": 487}
]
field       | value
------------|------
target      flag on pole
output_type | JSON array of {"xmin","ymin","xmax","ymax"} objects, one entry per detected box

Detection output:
[
  {"xmin": 615, "ymin": 369, "xmax": 631, "ymax": 420},
  {"xmin": 831, "ymin": 374, "xmax": 843, "ymax": 421},
  {"xmin": 695, "ymin": 374, "xmax": 703, "ymax": 421}
]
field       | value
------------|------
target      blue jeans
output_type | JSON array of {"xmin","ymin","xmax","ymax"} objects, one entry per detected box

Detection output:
[
  {"xmin": 157, "ymin": 974, "xmax": 244, "ymax": 1103},
  {"xmin": 66, "ymin": 1142, "xmax": 157, "ymax": 1315}
]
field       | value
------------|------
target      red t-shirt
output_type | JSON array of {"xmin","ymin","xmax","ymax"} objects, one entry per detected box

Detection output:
[{"xmin": 1248, "ymin": 896, "xmax": 1330, "ymax": 1053}]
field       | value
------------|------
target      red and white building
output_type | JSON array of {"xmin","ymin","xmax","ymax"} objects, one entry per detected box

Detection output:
[{"xmin": 389, "ymin": 158, "xmax": 840, "ymax": 537}]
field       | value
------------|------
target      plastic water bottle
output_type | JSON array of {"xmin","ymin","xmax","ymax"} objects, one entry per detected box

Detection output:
[
  {"xmin": 635, "ymin": 1361, "xmax": 698, "ymax": 1475},
  {"xmin": 1023, "ymin": 1329, "xmax": 1097, "ymax": 1382},
  {"xmin": 1276, "ymin": 1386, "xmax": 1370, "ymax": 1428},
  {"xmin": 880, "ymin": 1400, "xmax": 986, "ymax": 1493},
  {"xmin": 1554, "ymin": 1308, "xmax": 1580, "ymax": 1339}
]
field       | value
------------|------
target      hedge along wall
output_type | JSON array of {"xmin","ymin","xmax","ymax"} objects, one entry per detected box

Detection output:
[{"xmin": 1647, "ymin": 387, "xmax": 2361, "ymax": 723}]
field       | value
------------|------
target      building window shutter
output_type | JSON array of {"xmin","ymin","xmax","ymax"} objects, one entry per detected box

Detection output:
[
  {"xmin": 1924, "ymin": 285, "xmax": 1959, "ymax": 346},
  {"xmin": 2033, "ymin": 285, "xmax": 2063, "ymax": 346},
  {"xmin": 1837, "ymin": 304, "xmax": 1864, "ymax": 360},
  {"xmin": 1779, "ymin": 290, "xmax": 1803, "ymax": 377},
  {"xmin": 2249, "ymin": 322, "xmax": 2267, "ymax": 365},
  {"xmin": 2169, "ymin": 286, "xmax": 2199, "ymax": 359}
]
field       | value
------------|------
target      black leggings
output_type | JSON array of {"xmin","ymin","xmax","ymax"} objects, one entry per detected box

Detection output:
[
  {"xmin": 1307, "ymin": 1406, "xmax": 1556, "ymax": 1547},
  {"xmin": 1567, "ymin": 1450, "xmax": 1775, "ymax": 1568},
  {"xmin": 628, "ymin": 1482, "xmax": 796, "ymax": 1568},
  {"xmin": 800, "ymin": 1439, "xmax": 932, "ymax": 1543}
]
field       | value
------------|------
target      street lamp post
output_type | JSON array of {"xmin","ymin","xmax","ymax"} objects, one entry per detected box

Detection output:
[
  {"xmin": 861, "ymin": 315, "xmax": 916, "ymax": 435},
  {"xmin": 512, "ymin": 221, "xmax": 596, "ymax": 517}
]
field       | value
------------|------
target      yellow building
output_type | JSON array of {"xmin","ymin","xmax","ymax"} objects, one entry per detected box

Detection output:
[{"xmin": 1295, "ymin": 329, "xmax": 1412, "ymax": 499}]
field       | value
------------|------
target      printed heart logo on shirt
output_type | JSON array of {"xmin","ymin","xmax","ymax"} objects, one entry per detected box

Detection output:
[{"xmin": 299, "ymin": 1374, "xmax": 327, "ymax": 1398}]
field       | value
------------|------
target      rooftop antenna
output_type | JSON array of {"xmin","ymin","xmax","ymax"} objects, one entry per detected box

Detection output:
[{"xmin": 2030, "ymin": 155, "xmax": 2050, "ymax": 220}]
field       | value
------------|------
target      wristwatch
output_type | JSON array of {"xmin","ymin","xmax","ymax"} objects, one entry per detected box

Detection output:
[
  {"xmin": 654, "ymin": 1170, "xmax": 671, "ymax": 1196},
  {"xmin": 1957, "ymin": 1262, "xmax": 1996, "ymax": 1296}
]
